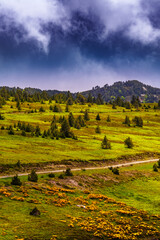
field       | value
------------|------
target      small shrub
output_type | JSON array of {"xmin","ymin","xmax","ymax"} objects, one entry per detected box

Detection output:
[
  {"xmin": 28, "ymin": 169, "xmax": 38, "ymax": 182},
  {"xmin": 123, "ymin": 116, "xmax": 131, "ymax": 126},
  {"xmin": 133, "ymin": 116, "xmax": 143, "ymax": 127},
  {"xmin": 157, "ymin": 159, "xmax": 160, "ymax": 168},
  {"xmin": 48, "ymin": 173, "xmax": 55, "ymax": 178},
  {"xmin": 8, "ymin": 126, "xmax": 14, "ymax": 135},
  {"xmin": 124, "ymin": 137, "xmax": 134, "ymax": 148},
  {"xmin": 11, "ymin": 175, "xmax": 22, "ymax": 186},
  {"xmin": 112, "ymin": 168, "xmax": 119, "ymax": 175},
  {"xmin": 16, "ymin": 160, "xmax": 21, "ymax": 168},
  {"xmin": 0, "ymin": 114, "xmax": 5, "ymax": 120},
  {"xmin": 30, "ymin": 207, "xmax": 40, "ymax": 216},
  {"xmin": 65, "ymin": 168, "xmax": 73, "ymax": 176},
  {"xmin": 21, "ymin": 130, "xmax": 26, "ymax": 136},
  {"xmin": 106, "ymin": 115, "xmax": 111, "ymax": 122},
  {"xmin": 95, "ymin": 125, "xmax": 101, "ymax": 133},
  {"xmin": 39, "ymin": 106, "xmax": 45, "ymax": 112},
  {"xmin": 153, "ymin": 164, "xmax": 158, "ymax": 172},
  {"xmin": 58, "ymin": 174, "xmax": 64, "ymax": 179}
]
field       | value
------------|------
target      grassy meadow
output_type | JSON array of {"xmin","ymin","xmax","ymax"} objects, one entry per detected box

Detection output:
[
  {"xmin": 0, "ymin": 100, "xmax": 160, "ymax": 167},
  {"xmin": 0, "ymin": 162, "xmax": 160, "ymax": 240},
  {"xmin": 0, "ymin": 99, "xmax": 160, "ymax": 239}
]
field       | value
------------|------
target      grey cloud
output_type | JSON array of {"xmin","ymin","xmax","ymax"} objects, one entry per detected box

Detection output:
[{"xmin": 0, "ymin": 0, "xmax": 160, "ymax": 52}]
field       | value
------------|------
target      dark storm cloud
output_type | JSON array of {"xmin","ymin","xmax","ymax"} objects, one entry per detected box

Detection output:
[
  {"xmin": 0, "ymin": 0, "xmax": 160, "ymax": 90},
  {"xmin": 1, "ymin": 0, "xmax": 160, "ymax": 52}
]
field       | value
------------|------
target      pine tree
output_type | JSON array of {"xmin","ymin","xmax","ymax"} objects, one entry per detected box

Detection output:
[
  {"xmin": 84, "ymin": 110, "xmax": 90, "ymax": 121},
  {"xmin": 96, "ymin": 113, "xmax": 101, "ymax": 121},
  {"xmin": 132, "ymin": 116, "xmax": 143, "ymax": 127},
  {"xmin": 65, "ymin": 104, "xmax": 69, "ymax": 112},
  {"xmin": 60, "ymin": 118, "xmax": 71, "ymax": 138},
  {"xmin": 68, "ymin": 112, "xmax": 75, "ymax": 127},
  {"xmin": 87, "ymin": 93, "xmax": 93, "ymax": 103},
  {"xmin": 101, "ymin": 136, "xmax": 111, "ymax": 149},
  {"xmin": 123, "ymin": 116, "xmax": 131, "ymax": 126},
  {"xmin": 35, "ymin": 125, "xmax": 41, "ymax": 137},
  {"xmin": 106, "ymin": 115, "xmax": 111, "ymax": 122},
  {"xmin": 8, "ymin": 125, "xmax": 14, "ymax": 135},
  {"xmin": 95, "ymin": 125, "xmax": 101, "ymax": 133}
]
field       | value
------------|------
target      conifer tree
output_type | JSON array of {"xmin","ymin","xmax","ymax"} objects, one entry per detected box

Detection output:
[
  {"xmin": 101, "ymin": 136, "xmax": 111, "ymax": 149},
  {"xmin": 96, "ymin": 113, "xmax": 101, "ymax": 121},
  {"xmin": 60, "ymin": 118, "xmax": 71, "ymax": 138},
  {"xmin": 84, "ymin": 110, "xmax": 90, "ymax": 121},
  {"xmin": 95, "ymin": 125, "xmax": 101, "ymax": 133},
  {"xmin": 68, "ymin": 112, "xmax": 75, "ymax": 127},
  {"xmin": 106, "ymin": 115, "xmax": 111, "ymax": 122},
  {"xmin": 123, "ymin": 116, "xmax": 131, "ymax": 126}
]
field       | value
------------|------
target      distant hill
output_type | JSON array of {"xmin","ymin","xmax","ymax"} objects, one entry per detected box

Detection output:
[
  {"xmin": 1, "ymin": 80, "xmax": 160, "ymax": 102},
  {"xmin": 81, "ymin": 80, "xmax": 160, "ymax": 102}
]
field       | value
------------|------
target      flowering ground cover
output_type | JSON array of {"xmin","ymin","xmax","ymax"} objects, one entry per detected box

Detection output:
[{"xmin": 0, "ymin": 162, "xmax": 160, "ymax": 240}]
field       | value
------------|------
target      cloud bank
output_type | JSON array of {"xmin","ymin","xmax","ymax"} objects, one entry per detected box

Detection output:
[{"xmin": 0, "ymin": 0, "xmax": 160, "ymax": 52}]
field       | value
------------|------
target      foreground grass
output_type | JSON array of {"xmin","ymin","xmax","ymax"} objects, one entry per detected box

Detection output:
[{"xmin": 0, "ymin": 162, "xmax": 160, "ymax": 240}]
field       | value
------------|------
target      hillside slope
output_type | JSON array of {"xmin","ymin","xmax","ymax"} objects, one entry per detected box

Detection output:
[{"xmin": 81, "ymin": 80, "xmax": 160, "ymax": 102}]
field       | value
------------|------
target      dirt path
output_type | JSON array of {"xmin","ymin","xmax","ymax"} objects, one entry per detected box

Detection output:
[{"xmin": 0, "ymin": 158, "xmax": 159, "ymax": 179}]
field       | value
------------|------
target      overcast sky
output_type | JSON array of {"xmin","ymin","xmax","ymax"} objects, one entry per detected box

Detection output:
[{"xmin": 0, "ymin": 0, "xmax": 160, "ymax": 91}]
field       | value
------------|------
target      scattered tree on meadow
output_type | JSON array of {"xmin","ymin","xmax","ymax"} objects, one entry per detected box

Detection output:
[
  {"xmin": 68, "ymin": 112, "xmax": 75, "ymax": 127},
  {"xmin": 21, "ymin": 130, "xmax": 26, "ymax": 136},
  {"xmin": 11, "ymin": 175, "xmax": 22, "ymax": 186},
  {"xmin": 8, "ymin": 125, "xmax": 14, "ymax": 135},
  {"xmin": 35, "ymin": 125, "xmax": 41, "ymax": 137},
  {"xmin": 124, "ymin": 137, "xmax": 134, "ymax": 148},
  {"xmin": 96, "ymin": 113, "xmax": 101, "ymax": 121},
  {"xmin": 65, "ymin": 104, "xmax": 69, "ymax": 112},
  {"xmin": 39, "ymin": 106, "xmax": 45, "ymax": 112},
  {"xmin": 106, "ymin": 115, "xmax": 111, "ymax": 122},
  {"xmin": 123, "ymin": 116, "xmax": 131, "ymax": 126},
  {"xmin": 153, "ymin": 164, "xmax": 158, "ymax": 172},
  {"xmin": 0, "ymin": 114, "xmax": 5, "ymax": 120},
  {"xmin": 53, "ymin": 104, "xmax": 62, "ymax": 112},
  {"xmin": 101, "ymin": 136, "xmax": 111, "ymax": 149},
  {"xmin": 65, "ymin": 168, "xmax": 73, "ymax": 176},
  {"xmin": 132, "ymin": 116, "xmax": 143, "ymax": 127},
  {"xmin": 28, "ymin": 169, "xmax": 38, "ymax": 182},
  {"xmin": 95, "ymin": 125, "xmax": 101, "ymax": 133},
  {"xmin": 84, "ymin": 110, "xmax": 90, "ymax": 121},
  {"xmin": 60, "ymin": 118, "xmax": 72, "ymax": 138},
  {"xmin": 112, "ymin": 167, "xmax": 119, "ymax": 175}
]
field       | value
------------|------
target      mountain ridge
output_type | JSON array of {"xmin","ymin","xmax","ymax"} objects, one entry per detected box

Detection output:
[{"xmin": 1, "ymin": 80, "xmax": 160, "ymax": 102}]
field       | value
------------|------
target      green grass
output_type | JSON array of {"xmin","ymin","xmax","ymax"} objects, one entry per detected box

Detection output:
[
  {"xmin": 0, "ymin": 101, "xmax": 160, "ymax": 166},
  {"xmin": 0, "ymin": 162, "xmax": 160, "ymax": 239}
]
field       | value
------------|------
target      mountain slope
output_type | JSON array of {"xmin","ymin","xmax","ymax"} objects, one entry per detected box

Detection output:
[{"xmin": 81, "ymin": 80, "xmax": 160, "ymax": 102}]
